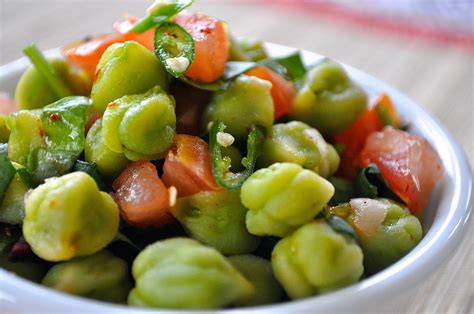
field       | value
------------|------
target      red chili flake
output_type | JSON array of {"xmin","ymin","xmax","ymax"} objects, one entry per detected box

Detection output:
[
  {"xmin": 49, "ymin": 199, "xmax": 57, "ymax": 208},
  {"xmin": 49, "ymin": 113, "xmax": 60, "ymax": 121},
  {"xmin": 107, "ymin": 101, "xmax": 118, "ymax": 109},
  {"xmin": 39, "ymin": 128, "xmax": 45, "ymax": 137}
]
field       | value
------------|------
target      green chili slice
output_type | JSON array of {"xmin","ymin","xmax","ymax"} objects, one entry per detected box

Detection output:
[
  {"xmin": 326, "ymin": 215, "xmax": 358, "ymax": 242},
  {"xmin": 210, "ymin": 121, "xmax": 264, "ymax": 189},
  {"xmin": 23, "ymin": 44, "xmax": 72, "ymax": 99},
  {"xmin": 154, "ymin": 22, "xmax": 195, "ymax": 78},
  {"xmin": 130, "ymin": 0, "xmax": 194, "ymax": 34}
]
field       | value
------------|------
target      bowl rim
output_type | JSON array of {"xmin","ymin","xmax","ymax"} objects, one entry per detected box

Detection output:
[{"xmin": 0, "ymin": 43, "xmax": 472, "ymax": 313}]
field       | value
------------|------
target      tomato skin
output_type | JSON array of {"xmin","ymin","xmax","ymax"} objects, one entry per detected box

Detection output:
[
  {"xmin": 246, "ymin": 66, "xmax": 295, "ymax": 119},
  {"xmin": 175, "ymin": 13, "xmax": 230, "ymax": 83},
  {"xmin": 162, "ymin": 134, "xmax": 221, "ymax": 197},
  {"xmin": 113, "ymin": 161, "xmax": 173, "ymax": 227},
  {"xmin": 334, "ymin": 93, "xmax": 400, "ymax": 179},
  {"xmin": 62, "ymin": 16, "xmax": 155, "ymax": 80},
  {"xmin": 359, "ymin": 127, "xmax": 442, "ymax": 215}
]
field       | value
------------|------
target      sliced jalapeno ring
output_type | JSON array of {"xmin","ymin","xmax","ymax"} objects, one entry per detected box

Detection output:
[
  {"xmin": 210, "ymin": 121, "xmax": 264, "ymax": 189},
  {"xmin": 154, "ymin": 22, "xmax": 195, "ymax": 78}
]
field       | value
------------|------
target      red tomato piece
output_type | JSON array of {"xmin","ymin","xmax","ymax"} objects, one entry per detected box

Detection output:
[
  {"xmin": 162, "ymin": 134, "xmax": 221, "ymax": 197},
  {"xmin": 62, "ymin": 16, "xmax": 155, "ymax": 80},
  {"xmin": 359, "ymin": 127, "xmax": 443, "ymax": 215},
  {"xmin": 113, "ymin": 161, "xmax": 174, "ymax": 227},
  {"xmin": 0, "ymin": 93, "xmax": 17, "ymax": 114},
  {"xmin": 334, "ymin": 93, "xmax": 400, "ymax": 179},
  {"xmin": 175, "ymin": 13, "xmax": 230, "ymax": 83},
  {"xmin": 246, "ymin": 65, "xmax": 295, "ymax": 119}
]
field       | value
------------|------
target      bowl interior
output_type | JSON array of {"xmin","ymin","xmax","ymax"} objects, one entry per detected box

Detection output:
[{"xmin": 0, "ymin": 43, "xmax": 471, "ymax": 313}]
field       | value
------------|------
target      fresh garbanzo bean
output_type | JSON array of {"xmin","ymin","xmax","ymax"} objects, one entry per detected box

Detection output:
[
  {"xmin": 85, "ymin": 119, "xmax": 129, "ymax": 178},
  {"xmin": 15, "ymin": 58, "xmax": 91, "ymax": 110},
  {"xmin": 272, "ymin": 220, "xmax": 363, "ymax": 299},
  {"xmin": 259, "ymin": 121, "xmax": 340, "ymax": 177},
  {"xmin": 171, "ymin": 190, "xmax": 260, "ymax": 255},
  {"xmin": 91, "ymin": 41, "xmax": 169, "ymax": 114},
  {"xmin": 228, "ymin": 254, "xmax": 283, "ymax": 306},
  {"xmin": 128, "ymin": 238, "xmax": 255, "ymax": 309},
  {"xmin": 102, "ymin": 85, "xmax": 176, "ymax": 161},
  {"xmin": 23, "ymin": 172, "xmax": 119, "ymax": 261},
  {"xmin": 42, "ymin": 251, "xmax": 131, "ymax": 303},
  {"xmin": 203, "ymin": 75, "xmax": 274, "ymax": 140},
  {"xmin": 290, "ymin": 59, "xmax": 367, "ymax": 136},
  {"xmin": 241, "ymin": 162, "xmax": 334, "ymax": 237}
]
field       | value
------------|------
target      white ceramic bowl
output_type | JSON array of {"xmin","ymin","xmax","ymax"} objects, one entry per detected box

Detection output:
[{"xmin": 0, "ymin": 44, "xmax": 472, "ymax": 313}]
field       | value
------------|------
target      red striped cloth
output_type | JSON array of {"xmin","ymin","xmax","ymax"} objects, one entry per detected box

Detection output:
[{"xmin": 254, "ymin": 0, "xmax": 474, "ymax": 51}]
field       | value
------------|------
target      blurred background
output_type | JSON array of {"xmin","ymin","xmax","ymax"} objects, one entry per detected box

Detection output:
[{"xmin": 0, "ymin": 0, "xmax": 473, "ymax": 312}]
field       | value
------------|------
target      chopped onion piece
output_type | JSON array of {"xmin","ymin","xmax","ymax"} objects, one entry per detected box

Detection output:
[{"xmin": 349, "ymin": 198, "xmax": 388, "ymax": 236}]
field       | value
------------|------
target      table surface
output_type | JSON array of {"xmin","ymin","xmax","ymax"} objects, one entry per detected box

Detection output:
[{"xmin": 1, "ymin": 1, "xmax": 473, "ymax": 313}]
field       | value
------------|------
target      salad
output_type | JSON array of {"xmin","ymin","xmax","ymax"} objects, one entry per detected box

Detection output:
[{"xmin": 0, "ymin": 0, "xmax": 443, "ymax": 310}]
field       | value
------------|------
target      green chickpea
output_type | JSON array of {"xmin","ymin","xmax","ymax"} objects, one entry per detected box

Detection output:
[
  {"xmin": 128, "ymin": 238, "xmax": 255, "ymax": 309},
  {"xmin": 102, "ymin": 85, "xmax": 176, "ymax": 161},
  {"xmin": 85, "ymin": 119, "xmax": 129, "ymax": 178},
  {"xmin": 6, "ymin": 110, "xmax": 43, "ymax": 166},
  {"xmin": 241, "ymin": 162, "xmax": 334, "ymax": 237},
  {"xmin": 23, "ymin": 172, "xmax": 119, "ymax": 262},
  {"xmin": 228, "ymin": 255, "xmax": 283, "ymax": 306},
  {"xmin": 0, "ymin": 163, "xmax": 29, "ymax": 225},
  {"xmin": 170, "ymin": 190, "xmax": 260, "ymax": 255},
  {"xmin": 259, "ymin": 121, "xmax": 340, "ymax": 177},
  {"xmin": 15, "ymin": 58, "xmax": 91, "ymax": 110},
  {"xmin": 340, "ymin": 198, "xmax": 422, "ymax": 274},
  {"xmin": 42, "ymin": 251, "xmax": 132, "ymax": 303},
  {"xmin": 290, "ymin": 59, "xmax": 367, "ymax": 136},
  {"xmin": 0, "ymin": 256, "xmax": 49, "ymax": 283},
  {"xmin": 203, "ymin": 75, "xmax": 274, "ymax": 140},
  {"xmin": 272, "ymin": 220, "xmax": 364, "ymax": 299},
  {"xmin": 91, "ymin": 41, "xmax": 169, "ymax": 114},
  {"xmin": 229, "ymin": 37, "xmax": 267, "ymax": 62},
  {"xmin": 0, "ymin": 115, "xmax": 9, "ymax": 143}
]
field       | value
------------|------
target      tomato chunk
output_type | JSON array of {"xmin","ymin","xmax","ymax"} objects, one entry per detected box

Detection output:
[
  {"xmin": 360, "ymin": 127, "xmax": 442, "ymax": 215},
  {"xmin": 113, "ymin": 161, "xmax": 173, "ymax": 227},
  {"xmin": 0, "ymin": 93, "xmax": 17, "ymax": 114},
  {"xmin": 175, "ymin": 13, "xmax": 230, "ymax": 83},
  {"xmin": 246, "ymin": 65, "xmax": 295, "ymax": 119},
  {"xmin": 62, "ymin": 16, "xmax": 155, "ymax": 80},
  {"xmin": 162, "ymin": 134, "xmax": 221, "ymax": 197},
  {"xmin": 334, "ymin": 93, "xmax": 400, "ymax": 179}
]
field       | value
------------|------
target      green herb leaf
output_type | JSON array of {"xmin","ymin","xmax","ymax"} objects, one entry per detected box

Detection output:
[
  {"xmin": 355, "ymin": 163, "xmax": 389, "ymax": 198},
  {"xmin": 0, "ymin": 144, "xmax": 16, "ymax": 204},
  {"xmin": 326, "ymin": 215, "xmax": 358, "ymax": 242},
  {"xmin": 41, "ymin": 96, "xmax": 91, "ymax": 154},
  {"xmin": 179, "ymin": 61, "xmax": 259, "ymax": 91},
  {"xmin": 0, "ymin": 225, "xmax": 21, "ymax": 256},
  {"xmin": 154, "ymin": 22, "xmax": 195, "ymax": 78},
  {"xmin": 130, "ymin": 0, "xmax": 194, "ymax": 34},
  {"xmin": 262, "ymin": 52, "xmax": 307, "ymax": 81},
  {"xmin": 25, "ymin": 96, "xmax": 92, "ymax": 183},
  {"xmin": 210, "ymin": 121, "xmax": 264, "ymax": 189},
  {"xmin": 72, "ymin": 160, "xmax": 110, "ymax": 192},
  {"xmin": 23, "ymin": 44, "xmax": 72, "ymax": 99}
]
